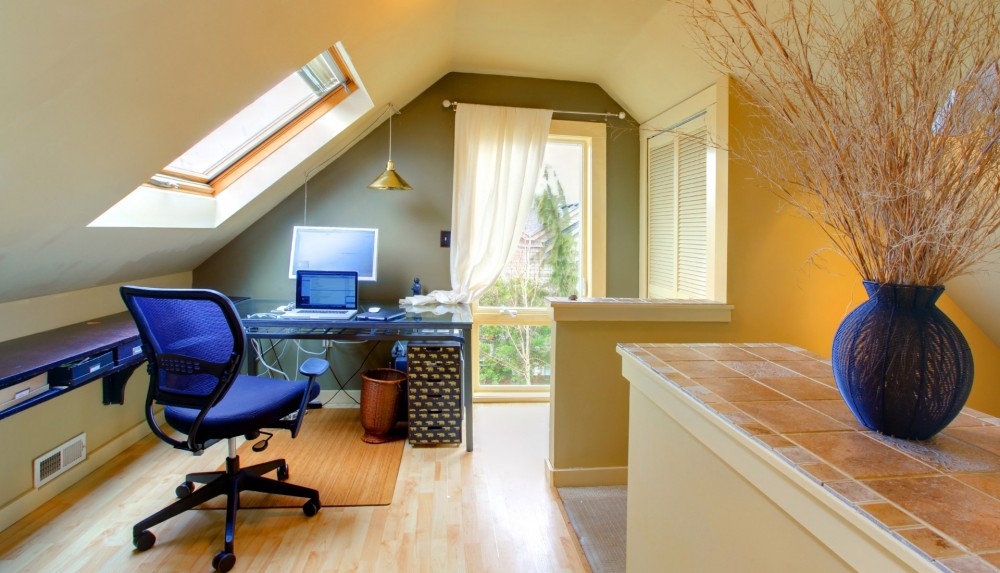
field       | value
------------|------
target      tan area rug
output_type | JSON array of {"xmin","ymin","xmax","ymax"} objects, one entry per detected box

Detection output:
[
  {"xmin": 558, "ymin": 486, "xmax": 627, "ymax": 573},
  {"xmin": 200, "ymin": 407, "xmax": 404, "ymax": 508}
]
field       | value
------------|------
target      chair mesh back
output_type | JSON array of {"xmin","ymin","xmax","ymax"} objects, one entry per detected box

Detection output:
[{"xmin": 130, "ymin": 295, "xmax": 239, "ymax": 400}]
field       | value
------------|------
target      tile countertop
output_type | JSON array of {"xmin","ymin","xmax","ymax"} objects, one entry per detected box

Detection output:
[{"xmin": 618, "ymin": 342, "xmax": 1000, "ymax": 573}]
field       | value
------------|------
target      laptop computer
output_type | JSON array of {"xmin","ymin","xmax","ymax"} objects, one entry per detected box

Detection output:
[{"xmin": 280, "ymin": 270, "xmax": 359, "ymax": 320}]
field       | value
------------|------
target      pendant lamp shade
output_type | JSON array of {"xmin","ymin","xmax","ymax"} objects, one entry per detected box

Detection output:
[{"xmin": 368, "ymin": 109, "xmax": 412, "ymax": 190}]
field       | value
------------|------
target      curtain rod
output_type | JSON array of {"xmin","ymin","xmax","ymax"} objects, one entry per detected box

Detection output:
[{"xmin": 441, "ymin": 99, "xmax": 625, "ymax": 120}]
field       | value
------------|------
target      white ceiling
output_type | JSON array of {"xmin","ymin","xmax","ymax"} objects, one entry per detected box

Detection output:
[{"xmin": 1, "ymin": 0, "xmax": 997, "ymax": 345}]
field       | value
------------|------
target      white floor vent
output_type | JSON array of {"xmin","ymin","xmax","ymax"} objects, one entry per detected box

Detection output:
[{"xmin": 34, "ymin": 433, "xmax": 86, "ymax": 488}]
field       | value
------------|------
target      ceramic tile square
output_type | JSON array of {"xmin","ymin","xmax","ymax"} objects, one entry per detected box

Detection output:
[
  {"xmin": 811, "ymin": 375, "xmax": 838, "ymax": 388},
  {"xmin": 736, "ymin": 421, "xmax": 773, "ymax": 435},
  {"xmin": 801, "ymin": 399, "xmax": 868, "ymax": 431},
  {"xmin": 944, "ymin": 426, "xmax": 1000, "ymax": 457},
  {"xmin": 696, "ymin": 377, "xmax": 786, "ymax": 402},
  {"xmin": 744, "ymin": 346, "xmax": 813, "ymax": 361},
  {"xmin": 937, "ymin": 555, "xmax": 1000, "ymax": 573},
  {"xmin": 719, "ymin": 360, "xmax": 802, "ymax": 379},
  {"xmin": 955, "ymin": 473, "xmax": 1000, "ymax": 502},
  {"xmin": 790, "ymin": 432, "xmax": 934, "ymax": 479},
  {"xmin": 653, "ymin": 364, "xmax": 681, "ymax": 375},
  {"xmin": 670, "ymin": 360, "xmax": 743, "ymax": 379},
  {"xmin": 756, "ymin": 377, "xmax": 842, "ymax": 401},
  {"xmin": 756, "ymin": 433, "xmax": 795, "ymax": 449},
  {"xmin": 894, "ymin": 527, "xmax": 965, "ymax": 558},
  {"xmin": 866, "ymin": 476, "xmax": 1000, "ymax": 552},
  {"xmin": 660, "ymin": 372, "xmax": 697, "ymax": 387},
  {"xmin": 798, "ymin": 462, "xmax": 847, "ymax": 483},
  {"xmin": 774, "ymin": 445, "xmax": 819, "ymax": 464},
  {"xmin": 825, "ymin": 480, "xmax": 883, "ymax": 503},
  {"xmin": 693, "ymin": 346, "xmax": 761, "ymax": 361},
  {"xmin": 719, "ymin": 408, "xmax": 758, "ymax": 426},
  {"xmin": 735, "ymin": 401, "xmax": 850, "ymax": 434},
  {"xmin": 857, "ymin": 502, "xmax": 919, "ymax": 528},
  {"xmin": 980, "ymin": 552, "xmax": 1000, "ymax": 569},
  {"xmin": 772, "ymin": 359, "xmax": 834, "ymax": 378},
  {"xmin": 946, "ymin": 412, "xmax": 989, "ymax": 428},
  {"xmin": 646, "ymin": 346, "xmax": 709, "ymax": 361},
  {"xmin": 868, "ymin": 433, "xmax": 1000, "ymax": 473}
]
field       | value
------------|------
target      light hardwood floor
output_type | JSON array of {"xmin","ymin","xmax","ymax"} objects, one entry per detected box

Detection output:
[{"xmin": 0, "ymin": 403, "xmax": 591, "ymax": 573}]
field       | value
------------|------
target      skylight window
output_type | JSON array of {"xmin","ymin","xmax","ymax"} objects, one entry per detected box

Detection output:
[{"xmin": 154, "ymin": 48, "xmax": 353, "ymax": 194}]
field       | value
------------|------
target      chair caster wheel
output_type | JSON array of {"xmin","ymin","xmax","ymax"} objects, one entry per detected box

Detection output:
[
  {"xmin": 212, "ymin": 551, "xmax": 236, "ymax": 572},
  {"xmin": 303, "ymin": 499, "xmax": 320, "ymax": 517},
  {"xmin": 133, "ymin": 530, "xmax": 155, "ymax": 551},
  {"xmin": 277, "ymin": 463, "xmax": 289, "ymax": 481},
  {"xmin": 175, "ymin": 481, "xmax": 195, "ymax": 498}
]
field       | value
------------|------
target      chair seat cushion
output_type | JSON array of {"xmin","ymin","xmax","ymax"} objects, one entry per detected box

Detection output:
[{"xmin": 164, "ymin": 375, "xmax": 320, "ymax": 441}]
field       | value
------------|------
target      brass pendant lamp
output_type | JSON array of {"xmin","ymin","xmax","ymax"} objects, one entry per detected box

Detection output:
[{"xmin": 368, "ymin": 107, "xmax": 412, "ymax": 190}]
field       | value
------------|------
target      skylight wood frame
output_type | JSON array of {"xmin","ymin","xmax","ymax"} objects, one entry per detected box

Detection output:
[{"xmin": 154, "ymin": 48, "xmax": 356, "ymax": 197}]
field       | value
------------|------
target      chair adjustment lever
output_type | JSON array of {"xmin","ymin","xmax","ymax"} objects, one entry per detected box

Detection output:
[{"xmin": 251, "ymin": 431, "xmax": 273, "ymax": 452}]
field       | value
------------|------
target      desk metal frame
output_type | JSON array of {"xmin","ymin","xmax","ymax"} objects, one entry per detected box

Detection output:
[{"xmin": 240, "ymin": 310, "xmax": 474, "ymax": 452}]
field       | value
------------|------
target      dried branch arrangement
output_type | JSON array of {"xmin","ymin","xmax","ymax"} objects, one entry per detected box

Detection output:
[{"xmin": 688, "ymin": 0, "xmax": 1000, "ymax": 285}]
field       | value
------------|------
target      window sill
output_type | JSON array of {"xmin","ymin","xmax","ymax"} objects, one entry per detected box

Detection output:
[
  {"xmin": 547, "ymin": 297, "xmax": 733, "ymax": 323},
  {"xmin": 473, "ymin": 391, "xmax": 550, "ymax": 403}
]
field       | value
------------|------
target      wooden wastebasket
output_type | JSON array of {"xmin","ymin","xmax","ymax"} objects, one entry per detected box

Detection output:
[{"xmin": 360, "ymin": 368, "xmax": 407, "ymax": 443}]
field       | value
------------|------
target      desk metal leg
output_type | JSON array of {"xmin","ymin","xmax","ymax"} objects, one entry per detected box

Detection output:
[
  {"xmin": 248, "ymin": 342, "xmax": 260, "ymax": 376},
  {"xmin": 463, "ymin": 336, "xmax": 473, "ymax": 452}
]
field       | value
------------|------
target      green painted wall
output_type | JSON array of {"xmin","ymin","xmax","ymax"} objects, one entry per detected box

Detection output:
[{"xmin": 194, "ymin": 72, "xmax": 640, "ymax": 301}]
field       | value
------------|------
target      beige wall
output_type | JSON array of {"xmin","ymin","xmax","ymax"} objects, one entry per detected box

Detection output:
[
  {"xmin": 0, "ymin": 272, "xmax": 191, "ymax": 531},
  {"xmin": 548, "ymin": 87, "xmax": 1000, "ymax": 483}
]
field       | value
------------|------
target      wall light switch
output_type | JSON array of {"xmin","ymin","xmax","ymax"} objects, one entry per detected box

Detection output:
[{"xmin": 440, "ymin": 230, "xmax": 451, "ymax": 248}]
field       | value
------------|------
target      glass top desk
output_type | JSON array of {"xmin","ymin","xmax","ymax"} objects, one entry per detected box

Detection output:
[{"xmin": 235, "ymin": 299, "xmax": 475, "ymax": 452}]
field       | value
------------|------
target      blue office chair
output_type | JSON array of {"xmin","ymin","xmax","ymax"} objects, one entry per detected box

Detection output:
[{"xmin": 120, "ymin": 286, "xmax": 328, "ymax": 572}]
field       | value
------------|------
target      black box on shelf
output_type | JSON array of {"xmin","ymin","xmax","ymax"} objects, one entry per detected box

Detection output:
[
  {"xmin": 48, "ymin": 351, "xmax": 114, "ymax": 387},
  {"xmin": 114, "ymin": 338, "xmax": 144, "ymax": 365}
]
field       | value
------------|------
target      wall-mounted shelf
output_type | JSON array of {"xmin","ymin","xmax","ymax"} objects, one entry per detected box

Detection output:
[{"xmin": 0, "ymin": 312, "xmax": 145, "ymax": 421}]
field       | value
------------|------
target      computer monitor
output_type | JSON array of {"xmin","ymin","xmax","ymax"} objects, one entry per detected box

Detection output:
[{"xmin": 288, "ymin": 226, "xmax": 378, "ymax": 281}]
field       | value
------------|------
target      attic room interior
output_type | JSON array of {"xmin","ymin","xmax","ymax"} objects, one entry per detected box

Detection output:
[{"xmin": 3, "ymin": 0, "xmax": 1000, "ymax": 572}]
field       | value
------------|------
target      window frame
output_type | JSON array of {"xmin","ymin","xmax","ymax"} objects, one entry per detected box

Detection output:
[
  {"xmin": 153, "ymin": 48, "xmax": 356, "ymax": 197},
  {"xmin": 472, "ymin": 119, "xmax": 607, "ymax": 398},
  {"xmin": 640, "ymin": 78, "xmax": 729, "ymax": 302}
]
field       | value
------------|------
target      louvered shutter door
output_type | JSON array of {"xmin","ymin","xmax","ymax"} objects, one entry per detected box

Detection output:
[
  {"xmin": 677, "ymin": 120, "xmax": 708, "ymax": 298},
  {"xmin": 647, "ymin": 136, "xmax": 676, "ymax": 298}
]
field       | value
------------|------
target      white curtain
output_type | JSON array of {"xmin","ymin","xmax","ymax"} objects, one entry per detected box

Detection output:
[{"xmin": 403, "ymin": 103, "xmax": 553, "ymax": 305}]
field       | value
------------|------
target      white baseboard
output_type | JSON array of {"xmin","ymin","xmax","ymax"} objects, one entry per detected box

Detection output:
[
  {"xmin": 545, "ymin": 459, "xmax": 628, "ymax": 487},
  {"xmin": 0, "ymin": 416, "xmax": 155, "ymax": 533}
]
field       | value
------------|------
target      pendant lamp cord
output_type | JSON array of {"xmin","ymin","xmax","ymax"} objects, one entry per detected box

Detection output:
[{"xmin": 301, "ymin": 103, "xmax": 397, "ymax": 225}]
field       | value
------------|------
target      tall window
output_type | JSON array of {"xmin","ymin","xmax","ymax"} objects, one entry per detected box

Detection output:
[
  {"xmin": 473, "ymin": 120, "xmax": 606, "ymax": 395},
  {"xmin": 641, "ymin": 80, "xmax": 728, "ymax": 302},
  {"xmin": 150, "ymin": 47, "xmax": 355, "ymax": 196}
]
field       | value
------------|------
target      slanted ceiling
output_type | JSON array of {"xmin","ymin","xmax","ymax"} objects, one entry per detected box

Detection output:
[{"xmin": 1, "ymin": 0, "xmax": 998, "ymax": 344}]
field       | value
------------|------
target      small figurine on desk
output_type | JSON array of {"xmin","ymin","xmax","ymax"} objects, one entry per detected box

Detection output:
[{"xmin": 411, "ymin": 277, "xmax": 422, "ymax": 296}]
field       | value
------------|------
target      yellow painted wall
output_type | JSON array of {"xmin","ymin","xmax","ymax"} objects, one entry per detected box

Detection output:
[{"xmin": 548, "ymin": 86, "xmax": 1000, "ymax": 482}]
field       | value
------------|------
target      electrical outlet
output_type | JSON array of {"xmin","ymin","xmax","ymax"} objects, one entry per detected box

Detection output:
[{"xmin": 440, "ymin": 230, "xmax": 451, "ymax": 248}]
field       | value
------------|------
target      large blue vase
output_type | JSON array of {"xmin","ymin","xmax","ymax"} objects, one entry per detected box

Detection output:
[{"xmin": 831, "ymin": 281, "xmax": 974, "ymax": 440}]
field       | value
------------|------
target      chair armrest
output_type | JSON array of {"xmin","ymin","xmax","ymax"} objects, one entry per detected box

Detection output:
[
  {"xmin": 287, "ymin": 357, "xmax": 329, "ymax": 439},
  {"xmin": 299, "ymin": 358, "xmax": 329, "ymax": 379}
]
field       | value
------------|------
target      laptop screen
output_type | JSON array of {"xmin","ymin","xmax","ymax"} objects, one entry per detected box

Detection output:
[{"xmin": 295, "ymin": 270, "xmax": 358, "ymax": 310}]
